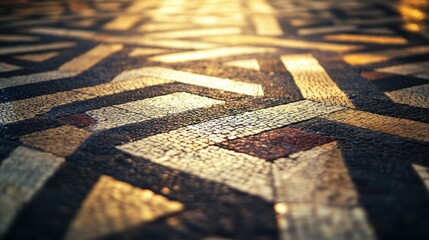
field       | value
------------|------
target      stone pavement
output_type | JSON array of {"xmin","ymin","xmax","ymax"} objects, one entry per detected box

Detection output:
[{"xmin": 0, "ymin": 0, "xmax": 428, "ymax": 239}]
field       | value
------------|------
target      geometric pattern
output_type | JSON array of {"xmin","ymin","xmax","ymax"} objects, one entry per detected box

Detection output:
[{"xmin": 0, "ymin": 0, "xmax": 428, "ymax": 239}]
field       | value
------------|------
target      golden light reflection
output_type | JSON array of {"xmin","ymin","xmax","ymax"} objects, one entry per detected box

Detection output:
[
  {"xmin": 274, "ymin": 202, "xmax": 289, "ymax": 215},
  {"xmin": 398, "ymin": 0, "xmax": 428, "ymax": 33}
]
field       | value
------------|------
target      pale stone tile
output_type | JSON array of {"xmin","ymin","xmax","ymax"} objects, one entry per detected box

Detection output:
[
  {"xmin": 149, "ymin": 46, "xmax": 277, "ymax": 63},
  {"xmin": 343, "ymin": 46, "xmax": 429, "ymax": 65},
  {"xmin": 144, "ymin": 27, "xmax": 242, "ymax": 39},
  {"xmin": 298, "ymin": 25, "xmax": 358, "ymax": 36},
  {"xmin": 103, "ymin": 15, "xmax": 141, "ymax": 30},
  {"xmin": 385, "ymin": 84, "xmax": 429, "ymax": 109},
  {"xmin": 65, "ymin": 175, "xmax": 183, "ymax": 240},
  {"xmin": 202, "ymin": 35, "xmax": 359, "ymax": 52},
  {"xmin": 0, "ymin": 42, "xmax": 74, "ymax": 55},
  {"xmin": 0, "ymin": 34, "xmax": 39, "ymax": 42},
  {"xmin": 58, "ymin": 44, "xmax": 123, "ymax": 72},
  {"xmin": 0, "ymin": 147, "xmax": 64, "ymax": 237},
  {"xmin": 86, "ymin": 92, "xmax": 224, "ymax": 131},
  {"xmin": 376, "ymin": 61, "xmax": 429, "ymax": 76},
  {"xmin": 225, "ymin": 58, "xmax": 261, "ymax": 70},
  {"xmin": 322, "ymin": 109, "xmax": 429, "ymax": 142},
  {"xmin": 20, "ymin": 125, "xmax": 91, "ymax": 157},
  {"xmin": 281, "ymin": 54, "xmax": 354, "ymax": 108},
  {"xmin": 252, "ymin": 15, "xmax": 283, "ymax": 36},
  {"xmin": 128, "ymin": 48, "xmax": 171, "ymax": 57},
  {"xmin": 0, "ymin": 62, "xmax": 21, "ymax": 72},
  {"xmin": 14, "ymin": 51, "xmax": 60, "ymax": 62},
  {"xmin": 112, "ymin": 67, "xmax": 264, "ymax": 96},
  {"xmin": 324, "ymin": 34, "xmax": 407, "ymax": 44},
  {"xmin": 412, "ymin": 164, "xmax": 429, "ymax": 193},
  {"xmin": 0, "ymin": 70, "xmax": 76, "ymax": 89},
  {"xmin": 0, "ymin": 77, "xmax": 171, "ymax": 125}
]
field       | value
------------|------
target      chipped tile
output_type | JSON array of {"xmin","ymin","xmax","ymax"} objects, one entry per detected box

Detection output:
[{"xmin": 65, "ymin": 175, "xmax": 183, "ymax": 240}]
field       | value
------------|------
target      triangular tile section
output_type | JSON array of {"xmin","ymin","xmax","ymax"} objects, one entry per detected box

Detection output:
[
  {"xmin": 225, "ymin": 58, "xmax": 260, "ymax": 70},
  {"xmin": 65, "ymin": 175, "xmax": 184, "ymax": 240},
  {"xmin": 0, "ymin": 62, "xmax": 21, "ymax": 72},
  {"xmin": 15, "ymin": 51, "xmax": 60, "ymax": 62}
]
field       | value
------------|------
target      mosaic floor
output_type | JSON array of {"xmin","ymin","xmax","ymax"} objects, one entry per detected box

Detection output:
[{"xmin": 0, "ymin": 0, "xmax": 429, "ymax": 239}]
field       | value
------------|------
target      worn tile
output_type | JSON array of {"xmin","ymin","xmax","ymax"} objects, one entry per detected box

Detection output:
[
  {"xmin": 128, "ymin": 48, "xmax": 171, "ymax": 57},
  {"xmin": 20, "ymin": 125, "xmax": 91, "ymax": 156},
  {"xmin": 144, "ymin": 27, "xmax": 242, "ymax": 39},
  {"xmin": 252, "ymin": 15, "xmax": 283, "ymax": 36},
  {"xmin": 281, "ymin": 54, "xmax": 355, "ymax": 107},
  {"xmin": 343, "ymin": 46, "xmax": 429, "ymax": 65},
  {"xmin": 0, "ymin": 147, "xmax": 64, "ymax": 237},
  {"xmin": 385, "ymin": 84, "xmax": 429, "ymax": 109},
  {"xmin": 118, "ymin": 100, "xmax": 343, "ymax": 160},
  {"xmin": 0, "ymin": 62, "xmax": 21, "ymax": 72},
  {"xmin": 220, "ymin": 127, "xmax": 335, "ymax": 161},
  {"xmin": 322, "ymin": 109, "xmax": 429, "ymax": 142},
  {"xmin": 86, "ymin": 92, "xmax": 224, "ymax": 131},
  {"xmin": 324, "ymin": 34, "xmax": 407, "ymax": 44}
]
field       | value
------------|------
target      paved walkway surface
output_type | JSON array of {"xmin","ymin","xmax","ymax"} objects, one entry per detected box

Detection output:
[{"xmin": 0, "ymin": 0, "xmax": 429, "ymax": 239}]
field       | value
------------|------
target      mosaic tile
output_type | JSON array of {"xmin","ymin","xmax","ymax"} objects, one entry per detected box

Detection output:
[
  {"xmin": 0, "ymin": 34, "xmax": 39, "ymax": 42},
  {"xmin": 275, "ymin": 203, "xmax": 376, "ymax": 240},
  {"xmin": 322, "ymin": 109, "xmax": 429, "ymax": 142},
  {"xmin": 58, "ymin": 113, "xmax": 97, "ymax": 128},
  {"xmin": 324, "ymin": 34, "xmax": 407, "ymax": 44},
  {"xmin": 128, "ymin": 48, "xmax": 171, "ymax": 57},
  {"xmin": 150, "ymin": 146, "xmax": 273, "ymax": 201},
  {"xmin": 385, "ymin": 84, "xmax": 429, "ymax": 109},
  {"xmin": 343, "ymin": 46, "xmax": 429, "ymax": 65},
  {"xmin": 0, "ymin": 42, "xmax": 75, "ymax": 55},
  {"xmin": 0, "ymin": 70, "xmax": 77, "ymax": 89},
  {"xmin": 28, "ymin": 27, "xmax": 220, "ymax": 50},
  {"xmin": 281, "ymin": 54, "xmax": 355, "ymax": 108},
  {"xmin": 149, "ymin": 46, "xmax": 277, "ymax": 63},
  {"xmin": 224, "ymin": 58, "xmax": 261, "ymax": 70},
  {"xmin": 376, "ymin": 61, "xmax": 429, "ymax": 77},
  {"xmin": 137, "ymin": 23, "xmax": 194, "ymax": 32},
  {"xmin": 413, "ymin": 164, "xmax": 429, "ymax": 193},
  {"xmin": 0, "ymin": 77, "xmax": 171, "ymax": 125},
  {"xmin": 203, "ymin": 35, "xmax": 359, "ymax": 52},
  {"xmin": 298, "ymin": 25, "xmax": 358, "ymax": 36},
  {"xmin": 252, "ymin": 15, "xmax": 283, "ymax": 36},
  {"xmin": 86, "ymin": 92, "xmax": 224, "ymax": 131},
  {"xmin": 118, "ymin": 100, "xmax": 343, "ymax": 160},
  {"xmin": 20, "ymin": 125, "xmax": 91, "ymax": 157},
  {"xmin": 0, "ymin": 147, "xmax": 64, "ymax": 237},
  {"xmin": 103, "ymin": 15, "xmax": 141, "ymax": 30},
  {"xmin": 271, "ymin": 120, "xmax": 376, "ymax": 240},
  {"xmin": 144, "ymin": 27, "xmax": 243, "ymax": 39},
  {"xmin": 0, "ymin": 62, "xmax": 21, "ymax": 73},
  {"xmin": 220, "ymin": 127, "xmax": 335, "ymax": 161},
  {"xmin": 14, "ymin": 51, "xmax": 60, "ymax": 62},
  {"xmin": 112, "ymin": 67, "xmax": 264, "ymax": 96},
  {"xmin": 58, "ymin": 44, "xmax": 123, "ymax": 73},
  {"xmin": 65, "ymin": 175, "xmax": 183, "ymax": 240}
]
